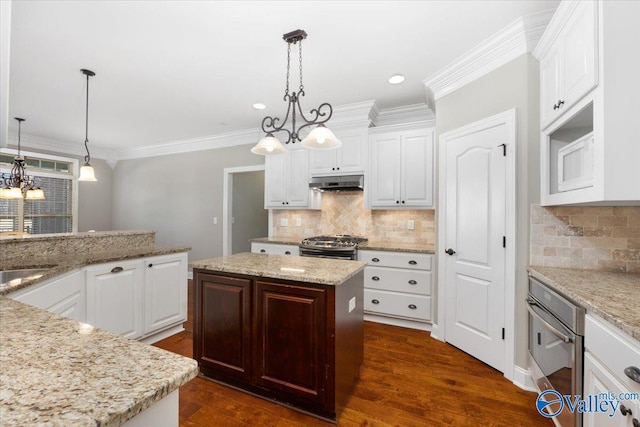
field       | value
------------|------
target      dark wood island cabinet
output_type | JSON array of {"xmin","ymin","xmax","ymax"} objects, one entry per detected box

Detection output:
[{"xmin": 191, "ymin": 253, "xmax": 366, "ymax": 422}]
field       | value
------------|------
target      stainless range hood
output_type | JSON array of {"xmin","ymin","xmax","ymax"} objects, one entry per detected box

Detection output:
[{"xmin": 309, "ymin": 175, "xmax": 364, "ymax": 192}]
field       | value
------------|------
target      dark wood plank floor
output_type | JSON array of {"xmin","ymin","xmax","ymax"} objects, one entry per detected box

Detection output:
[{"xmin": 154, "ymin": 281, "xmax": 551, "ymax": 427}]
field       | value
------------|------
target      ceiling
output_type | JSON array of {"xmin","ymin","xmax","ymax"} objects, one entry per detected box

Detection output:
[{"xmin": 8, "ymin": 0, "xmax": 559, "ymax": 152}]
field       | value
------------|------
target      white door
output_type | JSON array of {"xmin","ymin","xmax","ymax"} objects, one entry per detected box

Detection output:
[{"xmin": 443, "ymin": 119, "xmax": 508, "ymax": 372}]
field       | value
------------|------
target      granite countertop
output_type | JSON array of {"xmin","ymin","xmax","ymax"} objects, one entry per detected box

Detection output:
[
  {"xmin": 528, "ymin": 266, "xmax": 640, "ymax": 341},
  {"xmin": 0, "ymin": 245, "xmax": 191, "ymax": 296},
  {"xmin": 0, "ymin": 230, "xmax": 155, "ymax": 242},
  {"xmin": 191, "ymin": 252, "xmax": 366, "ymax": 286},
  {"xmin": 0, "ymin": 297, "xmax": 198, "ymax": 427},
  {"xmin": 250, "ymin": 237, "xmax": 435, "ymax": 254},
  {"xmin": 250, "ymin": 237, "xmax": 303, "ymax": 245}
]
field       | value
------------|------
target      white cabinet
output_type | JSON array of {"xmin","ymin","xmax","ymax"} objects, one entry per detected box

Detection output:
[
  {"xmin": 583, "ymin": 314, "xmax": 640, "ymax": 427},
  {"xmin": 86, "ymin": 259, "xmax": 145, "ymax": 340},
  {"xmin": 539, "ymin": 0, "xmax": 597, "ymax": 128},
  {"xmin": 358, "ymin": 249, "xmax": 433, "ymax": 330},
  {"xmin": 251, "ymin": 242, "xmax": 299, "ymax": 256},
  {"xmin": 10, "ymin": 270, "xmax": 85, "ymax": 322},
  {"xmin": 308, "ymin": 128, "xmax": 366, "ymax": 176},
  {"xmin": 368, "ymin": 127, "xmax": 434, "ymax": 209},
  {"xmin": 536, "ymin": 0, "xmax": 640, "ymax": 205},
  {"xmin": 265, "ymin": 146, "xmax": 320, "ymax": 209},
  {"xmin": 143, "ymin": 253, "xmax": 188, "ymax": 335}
]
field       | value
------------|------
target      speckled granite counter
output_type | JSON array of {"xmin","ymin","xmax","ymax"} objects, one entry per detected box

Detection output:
[
  {"xmin": 360, "ymin": 241, "xmax": 434, "ymax": 254},
  {"xmin": 0, "ymin": 245, "xmax": 190, "ymax": 296},
  {"xmin": 250, "ymin": 237, "xmax": 302, "ymax": 245},
  {"xmin": 191, "ymin": 252, "xmax": 366, "ymax": 286},
  {"xmin": 0, "ymin": 297, "xmax": 198, "ymax": 426},
  {"xmin": 528, "ymin": 266, "xmax": 640, "ymax": 341}
]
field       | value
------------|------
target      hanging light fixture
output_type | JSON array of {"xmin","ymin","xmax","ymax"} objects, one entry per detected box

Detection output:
[
  {"xmin": 78, "ymin": 68, "xmax": 97, "ymax": 182},
  {"xmin": 0, "ymin": 118, "xmax": 45, "ymax": 200},
  {"xmin": 251, "ymin": 29, "xmax": 341, "ymax": 156}
]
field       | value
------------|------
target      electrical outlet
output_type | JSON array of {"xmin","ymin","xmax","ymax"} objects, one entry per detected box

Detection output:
[
  {"xmin": 280, "ymin": 218, "xmax": 288, "ymax": 227},
  {"xmin": 408, "ymin": 219, "xmax": 415, "ymax": 230},
  {"xmin": 349, "ymin": 297, "xmax": 356, "ymax": 313},
  {"xmin": 296, "ymin": 218, "xmax": 302, "ymax": 226},
  {"xmin": 213, "ymin": 217, "xmax": 218, "ymax": 225}
]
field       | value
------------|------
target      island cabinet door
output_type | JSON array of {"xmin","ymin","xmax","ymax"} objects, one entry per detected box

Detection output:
[
  {"xmin": 194, "ymin": 272, "xmax": 252, "ymax": 383},
  {"xmin": 254, "ymin": 280, "xmax": 329, "ymax": 409}
]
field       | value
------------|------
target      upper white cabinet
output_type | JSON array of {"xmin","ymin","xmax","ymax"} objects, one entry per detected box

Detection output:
[
  {"xmin": 540, "ymin": 0, "xmax": 597, "ymax": 128},
  {"xmin": 265, "ymin": 145, "xmax": 320, "ymax": 209},
  {"xmin": 308, "ymin": 128, "xmax": 367, "ymax": 176},
  {"xmin": 368, "ymin": 127, "xmax": 434, "ymax": 209},
  {"xmin": 536, "ymin": 0, "xmax": 640, "ymax": 206}
]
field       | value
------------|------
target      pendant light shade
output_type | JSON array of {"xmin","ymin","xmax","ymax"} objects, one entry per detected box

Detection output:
[
  {"xmin": 300, "ymin": 124, "xmax": 342, "ymax": 150},
  {"xmin": 251, "ymin": 133, "xmax": 287, "ymax": 155},
  {"xmin": 78, "ymin": 69, "xmax": 97, "ymax": 182}
]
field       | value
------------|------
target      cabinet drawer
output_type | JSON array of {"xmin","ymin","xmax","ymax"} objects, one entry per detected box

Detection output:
[
  {"xmin": 251, "ymin": 243, "xmax": 299, "ymax": 256},
  {"xmin": 364, "ymin": 289, "xmax": 431, "ymax": 321},
  {"xmin": 359, "ymin": 250, "xmax": 431, "ymax": 270},
  {"xmin": 586, "ymin": 314, "xmax": 640, "ymax": 393},
  {"xmin": 365, "ymin": 266, "xmax": 431, "ymax": 295}
]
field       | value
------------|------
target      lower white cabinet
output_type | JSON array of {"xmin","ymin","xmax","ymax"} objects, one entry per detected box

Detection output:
[
  {"xmin": 10, "ymin": 270, "xmax": 85, "ymax": 322},
  {"xmin": 144, "ymin": 253, "xmax": 188, "ymax": 335},
  {"xmin": 358, "ymin": 249, "xmax": 433, "ymax": 330},
  {"xmin": 251, "ymin": 242, "xmax": 299, "ymax": 256}
]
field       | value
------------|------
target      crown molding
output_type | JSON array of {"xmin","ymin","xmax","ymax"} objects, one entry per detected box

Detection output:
[
  {"xmin": 533, "ymin": 1, "xmax": 580, "ymax": 60},
  {"xmin": 330, "ymin": 100, "xmax": 377, "ymax": 127},
  {"xmin": 372, "ymin": 103, "xmax": 436, "ymax": 128},
  {"xmin": 423, "ymin": 8, "xmax": 556, "ymax": 101}
]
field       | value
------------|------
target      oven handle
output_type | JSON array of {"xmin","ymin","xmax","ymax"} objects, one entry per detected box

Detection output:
[{"xmin": 526, "ymin": 298, "xmax": 573, "ymax": 344}]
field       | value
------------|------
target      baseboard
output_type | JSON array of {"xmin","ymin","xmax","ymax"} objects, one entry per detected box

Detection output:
[
  {"xmin": 429, "ymin": 323, "xmax": 445, "ymax": 342},
  {"xmin": 140, "ymin": 324, "xmax": 185, "ymax": 345},
  {"xmin": 364, "ymin": 314, "xmax": 432, "ymax": 332},
  {"xmin": 512, "ymin": 365, "xmax": 537, "ymax": 392}
]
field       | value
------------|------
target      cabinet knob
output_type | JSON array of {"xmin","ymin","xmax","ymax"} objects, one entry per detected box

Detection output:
[
  {"xmin": 396, "ymin": 200, "xmax": 400, "ymax": 204},
  {"xmin": 285, "ymin": 251, "xmax": 291, "ymax": 255},
  {"xmin": 408, "ymin": 260, "xmax": 417, "ymax": 265},
  {"xmin": 260, "ymin": 249, "xmax": 266, "ymax": 253},
  {"xmin": 558, "ymin": 99, "xmax": 564, "ymax": 106},
  {"xmin": 553, "ymin": 103, "xmax": 559, "ymax": 110},
  {"xmin": 621, "ymin": 404, "xmax": 633, "ymax": 416},
  {"xmin": 282, "ymin": 202, "xmax": 285, "ymax": 205},
  {"xmin": 332, "ymin": 167, "xmax": 335, "ymax": 170},
  {"xmin": 371, "ymin": 299, "xmax": 380, "ymax": 305},
  {"xmin": 402, "ymin": 200, "xmax": 405, "ymax": 204},
  {"xmin": 625, "ymin": 366, "xmax": 640, "ymax": 384},
  {"xmin": 372, "ymin": 276, "xmax": 380, "ymax": 281},
  {"xmin": 633, "ymin": 418, "xmax": 639, "ymax": 427},
  {"xmin": 110, "ymin": 266, "xmax": 124, "ymax": 274},
  {"xmin": 337, "ymin": 167, "xmax": 340, "ymax": 170},
  {"xmin": 371, "ymin": 257, "xmax": 380, "ymax": 263},
  {"xmin": 148, "ymin": 263, "xmax": 153, "ymax": 268},
  {"xmin": 408, "ymin": 280, "xmax": 417, "ymax": 285},
  {"xmin": 408, "ymin": 304, "xmax": 417, "ymax": 310}
]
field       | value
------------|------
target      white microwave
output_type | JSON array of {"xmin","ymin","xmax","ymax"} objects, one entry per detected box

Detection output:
[{"xmin": 557, "ymin": 132, "xmax": 594, "ymax": 192}]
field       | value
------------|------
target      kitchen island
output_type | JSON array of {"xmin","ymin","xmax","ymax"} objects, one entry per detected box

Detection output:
[{"xmin": 190, "ymin": 252, "xmax": 366, "ymax": 422}]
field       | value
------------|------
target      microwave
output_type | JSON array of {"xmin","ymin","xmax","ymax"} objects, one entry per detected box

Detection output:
[{"xmin": 557, "ymin": 132, "xmax": 594, "ymax": 192}]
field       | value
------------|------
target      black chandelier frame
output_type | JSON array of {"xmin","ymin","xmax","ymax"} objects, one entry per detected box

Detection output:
[{"xmin": 1, "ymin": 118, "xmax": 41, "ymax": 196}]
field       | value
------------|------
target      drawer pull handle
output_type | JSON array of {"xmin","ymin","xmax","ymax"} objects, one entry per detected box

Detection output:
[
  {"xmin": 110, "ymin": 266, "xmax": 124, "ymax": 274},
  {"xmin": 408, "ymin": 280, "xmax": 417, "ymax": 285},
  {"xmin": 371, "ymin": 299, "xmax": 380, "ymax": 305},
  {"xmin": 148, "ymin": 263, "xmax": 153, "ymax": 268},
  {"xmin": 408, "ymin": 304, "xmax": 417, "ymax": 310},
  {"xmin": 371, "ymin": 258, "xmax": 380, "ymax": 263},
  {"xmin": 408, "ymin": 260, "xmax": 417, "ymax": 265},
  {"xmin": 625, "ymin": 366, "xmax": 640, "ymax": 384},
  {"xmin": 285, "ymin": 251, "xmax": 291, "ymax": 255},
  {"xmin": 621, "ymin": 404, "xmax": 633, "ymax": 416},
  {"xmin": 260, "ymin": 249, "xmax": 266, "ymax": 253},
  {"xmin": 372, "ymin": 276, "xmax": 380, "ymax": 281}
]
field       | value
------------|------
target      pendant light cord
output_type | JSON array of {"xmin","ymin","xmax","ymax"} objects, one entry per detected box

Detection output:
[
  {"xmin": 84, "ymin": 72, "xmax": 91, "ymax": 164},
  {"xmin": 17, "ymin": 119, "xmax": 21, "ymax": 157}
]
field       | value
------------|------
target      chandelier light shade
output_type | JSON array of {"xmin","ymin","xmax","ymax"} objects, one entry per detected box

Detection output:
[
  {"xmin": 78, "ymin": 68, "xmax": 97, "ymax": 182},
  {"xmin": 0, "ymin": 118, "xmax": 45, "ymax": 200},
  {"xmin": 251, "ymin": 29, "xmax": 341, "ymax": 156}
]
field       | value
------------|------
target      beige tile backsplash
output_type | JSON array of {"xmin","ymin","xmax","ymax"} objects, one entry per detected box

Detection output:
[
  {"xmin": 530, "ymin": 204, "xmax": 640, "ymax": 273},
  {"xmin": 271, "ymin": 191, "xmax": 434, "ymax": 250}
]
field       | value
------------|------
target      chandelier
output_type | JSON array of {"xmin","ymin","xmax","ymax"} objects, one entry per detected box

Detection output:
[
  {"xmin": 251, "ymin": 29, "xmax": 341, "ymax": 156},
  {"xmin": 0, "ymin": 117, "xmax": 45, "ymax": 200},
  {"xmin": 78, "ymin": 68, "xmax": 97, "ymax": 182}
]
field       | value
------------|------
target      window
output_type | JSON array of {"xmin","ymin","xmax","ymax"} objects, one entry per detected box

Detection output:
[{"xmin": 0, "ymin": 149, "xmax": 78, "ymax": 234}]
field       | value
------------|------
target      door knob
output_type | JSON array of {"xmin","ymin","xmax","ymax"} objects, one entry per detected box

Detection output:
[{"xmin": 445, "ymin": 248, "xmax": 456, "ymax": 255}]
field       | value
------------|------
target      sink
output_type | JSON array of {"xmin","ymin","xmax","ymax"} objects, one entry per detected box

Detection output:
[{"xmin": 0, "ymin": 268, "xmax": 50, "ymax": 286}]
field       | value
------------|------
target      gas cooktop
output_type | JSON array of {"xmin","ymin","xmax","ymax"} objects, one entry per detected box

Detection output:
[{"xmin": 300, "ymin": 235, "xmax": 367, "ymax": 249}]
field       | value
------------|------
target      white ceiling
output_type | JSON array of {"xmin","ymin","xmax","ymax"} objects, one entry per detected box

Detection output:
[{"xmin": 8, "ymin": 0, "xmax": 559, "ymax": 152}]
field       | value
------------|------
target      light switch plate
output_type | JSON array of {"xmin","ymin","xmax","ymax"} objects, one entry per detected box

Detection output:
[
  {"xmin": 296, "ymin": 218, "xmax": 302, "ymax": 226},
  {"xmin": 407, "ymin": 219, "xmax": 415, "ymax": 230},
  {"xmin": 348, "ymin": 297, "xmax": 356, "ymax": 313},
  {"xmin": 213, "ymin": 217, "xmax": 218, "ymax": 225},
  {"xmin": 280, "ymin": 218, "xmax": 288, "ymax": 227}
]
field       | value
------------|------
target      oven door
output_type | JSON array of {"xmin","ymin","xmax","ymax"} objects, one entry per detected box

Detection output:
[
  {"xmin": 527, "ymin": 296, "xmax": 582, "ymax": 427},
  {"xmin": 298, "ymin": 246, "xmax": 356, "ymax": 260}
]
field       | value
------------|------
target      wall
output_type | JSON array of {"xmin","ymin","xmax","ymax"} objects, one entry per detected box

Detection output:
[
  {"xmin": 272, "ymin": 191, "xmax": 435, "ymax": 250},
  {"xmin": 232, "ymin": 170, "xmax": 267, "ymax": 254},
  {"xmin": 531, "ymin": 204, "xmax": 640, "ymax": 273},
  {"xmin": 112, "ymin": 144, "xmax": 264, "ymax": 262},
  {"xmin": 435, "ymin": 53, "xmax": 540, "ymax": 369}
]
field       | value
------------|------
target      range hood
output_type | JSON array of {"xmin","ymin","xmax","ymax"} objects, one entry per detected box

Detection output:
[{"xmin": 309, "ymin": 175, "xmax": 364, "ymax": 192}]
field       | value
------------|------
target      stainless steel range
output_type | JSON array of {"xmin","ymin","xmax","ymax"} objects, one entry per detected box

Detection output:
[{"xmin": 299, "ymin": 235, "xmax": 367, "ymax": 260}]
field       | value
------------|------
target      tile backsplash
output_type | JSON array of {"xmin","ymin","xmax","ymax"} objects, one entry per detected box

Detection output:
[
  {"xmin": 271, "ymin": 191, "xmax": 434, "ymax": 249},
  {"xmin": 530, "ymin": 204, "xmax": 640, "ymax": 273}
]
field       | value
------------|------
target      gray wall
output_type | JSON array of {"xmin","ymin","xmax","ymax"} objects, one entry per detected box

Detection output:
[
  {"xmin": 231, "ymin": 170, "xmax": 267, "ymax": 254},
  {"xmin": 112, "ymin": 144, "xmax": 264, "ymax": 261},
  {"xmin": 77, "ymin": 158, "xmax": 113, "ymax": 232},
  {"xmin": 435, "ymin": 53, "xmax": 540, "ymax": 369}
]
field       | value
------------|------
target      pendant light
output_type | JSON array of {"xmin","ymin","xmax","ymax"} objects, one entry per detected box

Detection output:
[
  {"xmin": 78, "ymin": 68, "xmax": 97, "ymax": 182},
  {"xmin": 0, "ymin": 117, "xmax": 45, "ymax": 200},
  {"xmin": 251, "ymin": 29, "xmax": 341, "ymax": 156}
]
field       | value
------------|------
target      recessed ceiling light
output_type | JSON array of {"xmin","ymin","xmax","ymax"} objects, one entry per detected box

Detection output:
[
  {"xmin": 387, "ymin": 74, "xmax": 405, "ymax": 85},
  {"xmin": 253, "ymin": 103, "xmax": 266, "ymax": 110}
]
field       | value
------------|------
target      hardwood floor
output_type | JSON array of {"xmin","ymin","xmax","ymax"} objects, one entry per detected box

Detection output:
[{"xmin": 154, "ymin": 281, "xmax": 552, "ymax": 427}]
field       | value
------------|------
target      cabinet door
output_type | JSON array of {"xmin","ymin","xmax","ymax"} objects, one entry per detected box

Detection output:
[
  {"xmin": 194, "ymin": 273, "xmax": 252, "ymax": 382},
  {"xmin": 264, "ymin": 153, "xmax": 288, "ymax": 207},
  {"xmin": 336, "ymin": 131, "xmax": 365, "ymax": 173},
  {"xmin": 541, "ymin": 45, "xmax": 562, "ymax": 127},
  {"xmin": 11, "ymin": 270, "xmax": 85, "ymax": 322},
  {"xmin": 401, "ymin": 130, "xmax": 433, "ymax": 207},
  {"xmin": 86, "ymin": 260, "xmax": 144, "ymax": 339},
  {"xmin": 285, "ymin": 147, "xmax": 310, "ymax": 207},
  {"xmin": 143, "ymin": 253, "xmax": 187, "ymax": 335},
  {"xmin": 308, "ymin": 149, "xmax": 336, "ymax": 176},
  {"xmin": 370, "ymin": 134, "xmax": 401, "ymax": 207},
  {"xmin": 255, "ymin": 280, "xmax": 327, "ymax": 406}
]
